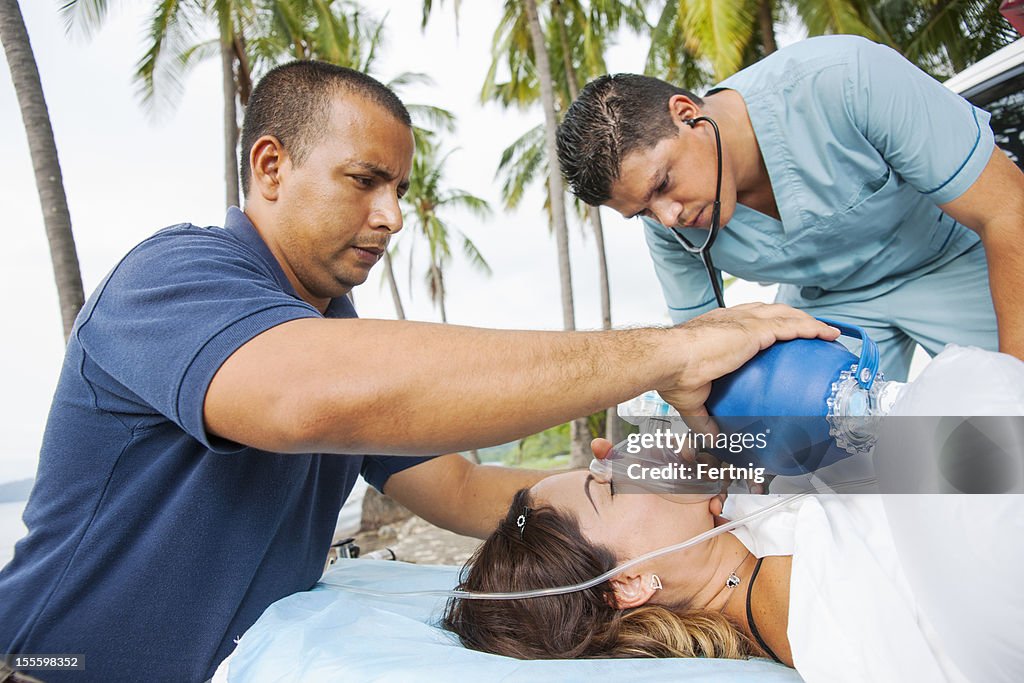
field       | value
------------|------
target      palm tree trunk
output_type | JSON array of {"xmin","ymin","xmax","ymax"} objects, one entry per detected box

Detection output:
[
  {"xmin": 1, "ymin": 0, "xmax": 84, "ymax": 341},
  {"xmin": 758, "ymin": 0, "xmax": 777, "ymax": 55},
  {"xmin": 383, "ymin": 250, "xmax": 406, "ymax": 320},
  {"xmin": 523, "ymin": 0, "xmax": 589, "ymax": 467},
  {"xmin": 553, "ymin": 0, "xmax": 620, "ymax": 447},
  {"xmin": 589, "ymin": 205, "xmax": 627, "ymax": 443},
  {"xmin": 221, "ymin": 36, "xmax": 240, "ymax": 208},
  {"xmin": 523, "ymin": 0, "xmax": 575, "ymax": 332}
]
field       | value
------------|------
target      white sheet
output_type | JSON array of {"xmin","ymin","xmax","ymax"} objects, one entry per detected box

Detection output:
[
  {"xmin": 725, "ymin": 494, "xmax": 969, "ymax": 683},
  {"xmin": 214, "ymin": 560, "xmax": 803, "ymax": 682}
]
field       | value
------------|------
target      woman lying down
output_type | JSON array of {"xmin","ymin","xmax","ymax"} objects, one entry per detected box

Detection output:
[{"xmin": 442, "ymin": 448, "xmax": 967, "ymax": 682}]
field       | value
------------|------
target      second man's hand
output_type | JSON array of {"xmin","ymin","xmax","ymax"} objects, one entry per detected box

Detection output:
[{"xmin": 657, "ymin": 303, "xmax": 840, "ymax": 426}]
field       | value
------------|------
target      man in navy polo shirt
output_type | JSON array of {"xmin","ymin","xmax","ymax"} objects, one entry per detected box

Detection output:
[{"xmin": 0, "ymin": 62, "xmax": 836, "ymax": 682}]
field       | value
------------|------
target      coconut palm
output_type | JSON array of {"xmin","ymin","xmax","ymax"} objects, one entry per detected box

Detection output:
[
  {"xmin": 422, "ymin": 0, "xmax": 586, "ymax": 463},
  {"xmin": 646, "ymin": 0, "xmax": 1018, "ymax": 87},
  {"xmin": 848, "ymin": 0, "xmax": 1017, "ymax": 77},
  {"xmin": 402, "ymin": 138, "xmax": 492, "ymax": 323},
  {"xmin": 61, "ymin": 0, "xmax": 259, "ymax": 208},
  {"xmin": 1, "ymin": 0, "xmax": 84, "ymax": 340},
  {"xmin": 60, "ymin": 0, "xmax": 393, "ymax": 210},
  {"xmin": 487, "ymin": 1, "xmax": 648, "ymax": 449}
]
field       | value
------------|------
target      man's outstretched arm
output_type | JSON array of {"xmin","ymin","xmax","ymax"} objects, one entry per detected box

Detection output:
[
  {"xmin": 204, "ymin": 303, "xmax": 839, "ymax": 455},
  {"xmin": 383, "ymin": 454, "xmax": 549, "ymax": 539}
]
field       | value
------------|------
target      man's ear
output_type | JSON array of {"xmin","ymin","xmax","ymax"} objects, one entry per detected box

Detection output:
[
  {"xmin": 250, "ymin": 135, "xmax": 287, "ymax": 202},
  {"xmin": 668, "ymin": 94, "xmax": 700, "ymax": 126},
  {"xmin": 610, "ymin": 573, "xmax": 658, "ymax": 609}
]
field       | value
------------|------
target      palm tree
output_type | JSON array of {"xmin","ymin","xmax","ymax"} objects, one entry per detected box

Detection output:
[
  {"xmin": 646, "ymin": 0, "xmax": 1018, "ymax": 87},
  {"xmin": 521, "ymin": 0, "xmax": 601, "ymax": 466},
  {"xmin": 1, "ymin": 0, "xmax": 84, "ymax": 340},
  {"xmin": 62, "ymin": 0, "xmax": 258, "ymax": 208},
  {"xmin": 486, "ymin": 1, "xmax": 649, "ymax": 448},
  {"xmin": 848, "ymin": 0, "xmax": 1017, "ymax": 77},
  {"xmin": 402, "ymin": 139, "xmax": 492, "ymax": 323},
  {"xmin": 523, "ymin": 0, "xmax": 577, "ymax": 333},
  {"xmin": 62, "ymin": 1, "xmax": 398, "ymax": 211},
  {"xmin": 423, "ymin": 0, "xmax": 590, "ymax": 464}
]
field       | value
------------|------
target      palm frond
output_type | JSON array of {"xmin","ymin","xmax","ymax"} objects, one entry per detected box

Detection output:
[
  {"xmin": 683, "ymin": 0, "xmax": 757, "ymax": 79},
  {"xmin": 792, "ymin": 0, "xmax": 877, "ymax": 40},
  {"xmin": 59, "ymin": 0, "xmax": 113, "ymax": 39},
  {"xmin": 406, "ymin": 103, "xmax": 457, "ymax": 135},
  {"xmin": 460, "ymin": 236, "xmax": 492, "ymax": 275}
]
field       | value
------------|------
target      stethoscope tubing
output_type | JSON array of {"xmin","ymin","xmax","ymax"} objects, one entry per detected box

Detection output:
[{"xmin": 666, "ymin": 115, "xmax": 726, "ymax": 309}]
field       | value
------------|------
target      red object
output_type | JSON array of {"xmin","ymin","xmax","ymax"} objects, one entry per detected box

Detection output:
[{"xmin": 1002, "ymin": 0, "xmax": 1024, "ymax": 36}]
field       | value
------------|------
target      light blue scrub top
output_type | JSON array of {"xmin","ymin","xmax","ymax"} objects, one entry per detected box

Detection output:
[{"xmin": 643, "ymin": 35, "xmax": 995, "ymax": 321}]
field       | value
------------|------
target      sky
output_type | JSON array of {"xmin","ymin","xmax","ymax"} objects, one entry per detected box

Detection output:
[{"xmin": 0, "ymin": 2, "xmax": 815, "ymax": 483}]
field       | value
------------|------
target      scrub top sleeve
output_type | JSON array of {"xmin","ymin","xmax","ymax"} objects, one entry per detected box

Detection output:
[
  {"xmin": 848, "ymin": 38, "xmax": 995, "ymax": 205},
  {"xmin": 643, "ymin": 218, "xmax": 720, "ymax": 324}
]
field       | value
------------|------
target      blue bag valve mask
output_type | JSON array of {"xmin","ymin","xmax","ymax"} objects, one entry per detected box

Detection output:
[{"xmin": 597, "ymin": 318, "xmax": 905, "ymax": 480}]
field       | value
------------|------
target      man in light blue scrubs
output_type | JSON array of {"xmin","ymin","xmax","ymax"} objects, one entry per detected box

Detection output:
[{"xmin": 557, "ymin": 35, "xmax": 1024, "ymax": 380}]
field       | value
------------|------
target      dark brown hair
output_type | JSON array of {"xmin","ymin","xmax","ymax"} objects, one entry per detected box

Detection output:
[
  {"xmin": 239, "ymin": 60, "xmax": 411, "ymax": 195},
  {"xmin": 556, "ymin": 73, "xmax": 704, "ymax": 206},
  {"xmin": 442, "ymin": 488, "xmax": 753, "ymax": 660}
]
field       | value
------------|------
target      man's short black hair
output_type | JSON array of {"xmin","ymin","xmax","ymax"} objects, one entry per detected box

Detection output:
[
  {"xmin": 556, "ymin": 74, "xmax": 703, "ymax": 206},
  {"xmin": 239, "ymin": 61, "xmax": 411, "ymax": 196}
]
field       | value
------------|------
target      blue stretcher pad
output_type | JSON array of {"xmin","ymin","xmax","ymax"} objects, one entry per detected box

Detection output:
[{"xmin": 218, "ymin": 559, "xmax": 802, "ymax": 682}]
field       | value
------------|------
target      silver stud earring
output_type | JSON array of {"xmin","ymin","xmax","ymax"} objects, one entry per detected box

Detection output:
[{"xmin": 650, "ymin": 574, "xmax": 663, "ymax": 591}]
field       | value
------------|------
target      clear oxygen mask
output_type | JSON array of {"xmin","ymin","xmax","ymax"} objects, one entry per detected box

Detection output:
[{"xmin": 589, "ymin": 410, "xmax": 732, "ymax": 502}]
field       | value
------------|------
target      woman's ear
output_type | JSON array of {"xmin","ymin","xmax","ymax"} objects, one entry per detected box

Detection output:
[{"xmin": 610, "ymin": 573, "xmax": 658, "ymax": 609}]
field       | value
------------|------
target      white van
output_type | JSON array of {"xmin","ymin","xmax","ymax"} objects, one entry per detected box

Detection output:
[{"xmin": 945, "ymin": 38, "xmax": 1024, "ymax": 169}]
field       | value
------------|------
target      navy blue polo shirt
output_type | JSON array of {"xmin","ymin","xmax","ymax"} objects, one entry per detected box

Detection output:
[{"xmin": 0, "ymin": 208, "xmax": 434, "ymax": 682}]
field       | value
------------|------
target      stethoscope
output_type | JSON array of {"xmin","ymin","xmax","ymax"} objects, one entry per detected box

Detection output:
[{"xmin": 665, "ymin": 115, "xmax": 726, "ymax": 309}]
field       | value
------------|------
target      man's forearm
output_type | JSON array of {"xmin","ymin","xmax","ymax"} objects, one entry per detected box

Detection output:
[
  {"xmin": 206, "ymin": 305, "xmax": 837, "ymax": 455},
  {"xmin": 210, "ymin": 319, "xmax": 677, "ymax": 455},
  {"xmin": 384, "ymin": 453, "xmax": 551, "ymax": 539}
]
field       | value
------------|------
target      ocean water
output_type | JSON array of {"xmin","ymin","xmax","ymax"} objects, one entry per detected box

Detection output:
[{"xmin": 0, "ymin": 501, "xmax": 28, "ymax": 568}]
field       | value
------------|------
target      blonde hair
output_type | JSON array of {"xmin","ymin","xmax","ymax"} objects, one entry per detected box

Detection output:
[
  {"xmin": 614, "ymin": 605, "xmax": 751, "ymax": 659},
  {"xmin": 443, "ymin": 489, "xmax": 755, "ymax": 661}
]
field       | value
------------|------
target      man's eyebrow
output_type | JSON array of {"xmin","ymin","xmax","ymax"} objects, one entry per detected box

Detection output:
[
  {"xmin": 627, "ymin": 172, "xmax": 661, "ymax": 219},
  {"xmin": 349, "ymin": 160, "xmax": 409, "ymax": 193},
  {"xmin": 583, "ymin": 474, "xmax": 600, "ymax": 516}
]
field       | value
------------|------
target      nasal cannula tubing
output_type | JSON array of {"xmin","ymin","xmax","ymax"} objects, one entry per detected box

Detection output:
[{"xmin": 320, "ymin": 478, "xmax": 877, "ymax": 601}]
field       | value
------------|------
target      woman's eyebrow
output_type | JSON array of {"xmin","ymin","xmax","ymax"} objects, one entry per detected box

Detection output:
[{"xmin": 583, "ymin": 474, "xmax": 600, "ymax": 516}]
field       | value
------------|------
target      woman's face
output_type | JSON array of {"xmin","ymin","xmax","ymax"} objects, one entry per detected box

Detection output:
[{"xmin": 529, "ymin": 470, "xmax": 718, "ymax": 563}]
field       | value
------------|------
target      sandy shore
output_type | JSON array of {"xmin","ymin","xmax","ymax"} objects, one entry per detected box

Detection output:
[{"xmin": 353, "ymin": 515, "xmax": 482, "ymax": 567}]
